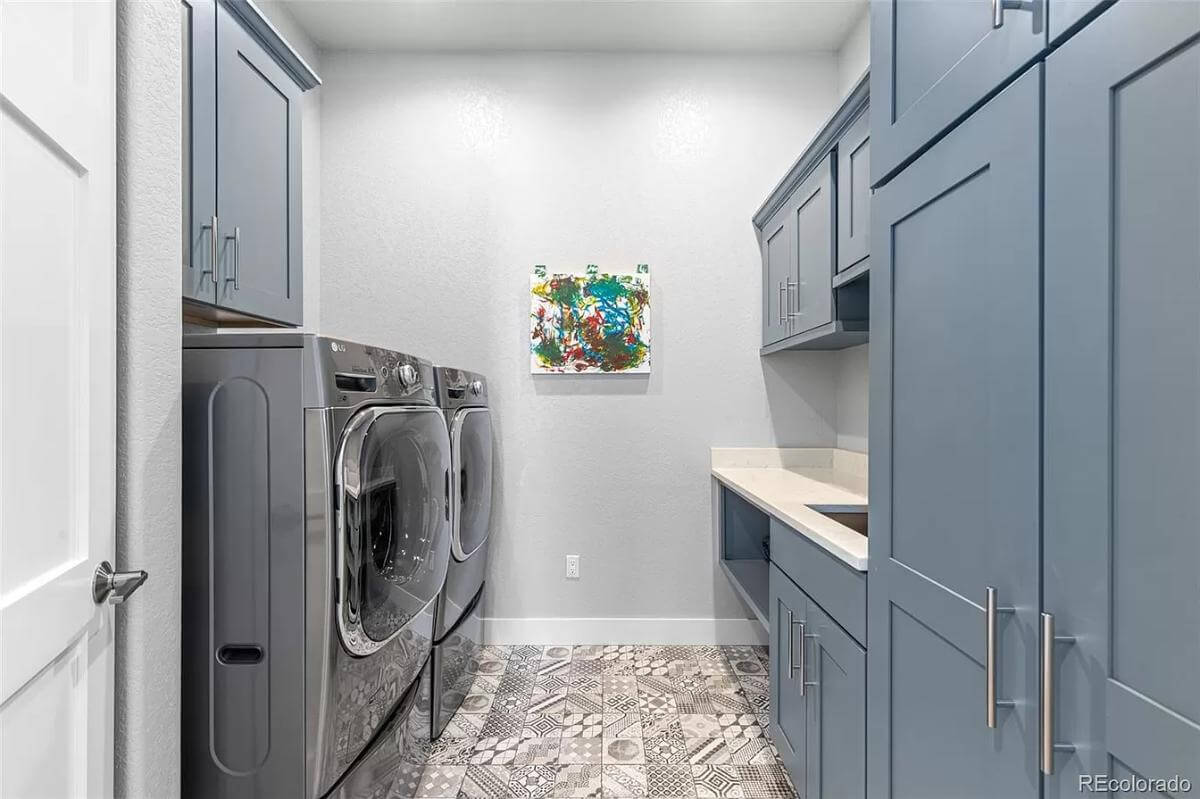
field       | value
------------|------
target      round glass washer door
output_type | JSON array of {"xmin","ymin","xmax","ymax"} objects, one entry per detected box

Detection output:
[
  {"xmin": 337, "ymin": 405, "xmax": 451, "ymax": 657},
  {"xmin": 451, "ymin": 407, "xmax": 493, "ymax": 561}
]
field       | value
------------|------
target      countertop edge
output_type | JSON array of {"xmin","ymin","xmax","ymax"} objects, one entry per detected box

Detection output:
[{"xmin": 712, "ymin": 469, "xmax": 869, "ymax": 572}]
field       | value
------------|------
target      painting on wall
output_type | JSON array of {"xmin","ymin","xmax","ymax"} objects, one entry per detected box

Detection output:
[{"xmin": 530, "ymin": 266, "xmax": 651, "ymax": 374}]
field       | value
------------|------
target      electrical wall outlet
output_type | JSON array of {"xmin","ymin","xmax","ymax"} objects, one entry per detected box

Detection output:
[{"xmin": 565, "ymin": 555, "xmax": 580, "ymax": 579}]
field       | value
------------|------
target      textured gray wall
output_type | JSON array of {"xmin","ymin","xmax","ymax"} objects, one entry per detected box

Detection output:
[
  {"xmin": 115, "ymin": 0, "xmax": 182, "ymax": 794},
  {"xmin": 319, "ymin": 51, "xmax": 841, "ymax": 624}
]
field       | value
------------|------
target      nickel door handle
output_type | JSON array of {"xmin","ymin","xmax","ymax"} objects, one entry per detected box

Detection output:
[
  {"xmin": 802, "ymin": 629, "xmax": 819, "ymax": 690},
  {"xmin": 985, "ymin": 586, "xmax": 1015, "ymax": 728},
  {"xmin": 201, "ymin": 215, "xmax": 218, "ymax": 284},
  {"xmin": 225, "ymin": 226, "xmax": 241, "ymax": 289},
  {"xmin": 1040, "ymin": 612, "xmax": 1076, "ymax": 774},
  {"xmin": 92, "ymin": 561, "xmax": 149, "ymax": 605},
  {"xmin": 778, "ymin": 282, "xmax": 787, "ymax": 325}
]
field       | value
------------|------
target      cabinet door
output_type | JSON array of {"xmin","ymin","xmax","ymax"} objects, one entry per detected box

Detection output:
[
  {"xmin": 870, "ymin": 0, "xmax": 1044, "ymax": 185},
  {"xmin": 1044, "ymin": 4, "xmax": 1200, "ymax": 793},
  {"xmin": 1048, "ymin": 0, "xmax": 1110, "ymax": 44},
  {"xmin": 761, "ymin": 205, "xmax": 793, "ymax": 346},
  {"xmin": 868, "ymin": 67, "xmax": 1041, "ymax": 799},
  {"xmin": 836, "ymin": 109, "xmax": 870, "ymax": 273},
  {"xmin": 182, "ymin": 0, "xmax": 217, "ymax": 306},
  {"xmin": 789, "ymin": 155, "xmax": 834, "ymax": 335},
  {"xmin": 768, "ymin": 564, "xmax": 807, "ymax": 787},
  {"xmin": 805, "ymin": 604, "xmax": 865, "ymax": 799},
  {"xmin": 215, "ymin": 3, "xmax": 303, "ymax": 325}
]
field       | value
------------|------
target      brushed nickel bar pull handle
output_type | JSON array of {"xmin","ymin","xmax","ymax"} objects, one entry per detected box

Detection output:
[
  {"xmin": 786, "ymin": 279, "xmax": 799, "ymax": 320},
  {"xmin": 803, "ymin": 629, "xmax": 819, "ymax": 689},
  {"xmin": 796, "ymin": 619, "xmax": 807, "ymax": 695},
  {"xmin": 778, "ymin": 282, "xmax": 787, "ymax": 325},
  {"xmin": 1040, "ymin": 612, "xmax": 1077, "ymax": 774},
  {"xmin": 986, "ymin": 586, "xmax": 1015, "ymax": 728},
  {"xmin": 786, "ymin": 609, "xmax": 796, "ymax": 679},
  {"xmin": 201, "ymin": 215, "xmax": 218, "ymax": 284},
  {"xmin": 224, "ymin": 226, "xmax": 241, "ymax": 289}
]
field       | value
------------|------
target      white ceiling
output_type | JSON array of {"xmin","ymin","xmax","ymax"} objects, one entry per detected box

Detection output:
[{"xmin": 282, "ymin": 0, "xmax": 867, "ymax": 53}]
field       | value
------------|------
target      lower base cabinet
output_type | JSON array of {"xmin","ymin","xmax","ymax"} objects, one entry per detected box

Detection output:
[{"xmin": 769, "ymin": 563, "xmax": 866, "ymax": 798}]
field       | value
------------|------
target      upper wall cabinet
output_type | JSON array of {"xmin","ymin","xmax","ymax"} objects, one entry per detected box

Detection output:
[
  {"xmin": 755, "ymin": 74, "xmax": 870, "ymax": 354},
  {"xmin": 182, "ymin": 0, "xmax": 320, "ymax": 327},
  {"xmin": 869, "ymin": 0, "xmax": 1045, "ymax": 186}
]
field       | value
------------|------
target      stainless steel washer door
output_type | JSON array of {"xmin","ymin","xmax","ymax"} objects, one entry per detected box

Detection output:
[
  {"xmin": 450, "ymin": 407, "xmax": 492, "ymax": 562},
  {"xmin": 337, "ymin": 406, "xmax": 451, "ymax": 657}
]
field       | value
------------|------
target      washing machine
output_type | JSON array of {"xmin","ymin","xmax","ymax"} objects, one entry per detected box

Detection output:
[
  {"xmin": 430, "ymin": 367, "xmax": 493, "ymax": 739},
  {"xmin": 182, "ymin": 333, "xmax": 451, "ymax": 798}
]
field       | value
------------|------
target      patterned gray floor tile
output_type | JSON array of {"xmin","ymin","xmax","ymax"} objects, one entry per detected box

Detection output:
[
  {"xmin": 603, "ymin": 736, "xmax": 646, "ymax": 764},
  {"xmin": 522, "ymin": 713, "xmax": 567, "ymax": 739},
  {"xmin": 553, "ymin": 764, "xmax": 603, "ymax": 798},
  {"xmin": 678, "ymin": 715, "xmax": 722, "ymax": 739},
  {"xmin": 691, "ymin": 765, "xmax": 743, "ymax": 798},
  {"xmin": 527, "ymin": 693, "xmax": 568, "ymax": 716},
  {"xmin": 469, "ymin": 736, "xmax": 521, "ymax": 765},
  {"xmin": 514, "ymin": 737, "xmax": 562, "ymax": 766},
  {"xmin": 458, "ymin": 765, "xmax": 516, "ymax": 798},
  {"xmin": 559, "ymin": 736, "xmax": 604, "ymax": 764},
  {"xmin": 494, "ymin": 692, "xmax": 536, "ymax": 715},
  {"xmin": 602, "ymin": 764, "xmax": 649, "ymax": 798},
  {"xmin": 674, "ymin": 692, "xmax": 716, "ymax": 715},
  {"xmin": 733, "ymin": 765, "xmax": 794, "ymax": 798},
  {"xmin": 543, "ymin": 645, "xmax": 574, "ymax": 661},
  {"xmin": 683, "ymin": 738, "xmax": 731, "ymax": 766},
  {"xmin": 562, "ymin": 712, "xmax": 605, "ymax": 738},
  {"xmin": 459, "ymin": 694, "xmax": 495, "ymax": 715},
  {"xmin": 509, "ymin": 763, "xmax": 558, "ymax": 798},
  {"xmin": 716, "ymin": 714, "xmax": 765, "ymax": 739},
  {"xmin": 724, "ymin": 738, "xmax": 775, "ymax": 766},
  {"xmin": 602, "ymin": 712, "xmax": 642, "ymax": 739},
  {"xmin": 640, "ymin": 713, "xmax": 683, "ymax": 739},
  {"xmin": 481, "ymin": 712, "xmax": 528, "ymax": 739},
  {"xmin": 416, "ymin": 765, "xmax": 467, "ymax": 798},
  {"xmin": 566, "ymin": 693, "xmax": 605, "ymax": 714},
  {"xmin": 643, "ymin": 731, "xmax": 689, "ymax": 765},
  {"xmin": 644, "ymin": 765, "xmax": 697, "ymax": 797}
]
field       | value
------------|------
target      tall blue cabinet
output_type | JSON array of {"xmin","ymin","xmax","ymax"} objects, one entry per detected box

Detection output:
[
  {"xmin": 1043, "ymin": 1, "xmax": 1200, "ymax": 792},
  {"xmin": 867, "ymin": 1, "xmax": 1199, "ymax": 797},
  {"xmin": 868, "ymin": 66, "xmax": 1042, "ymax": 799}
]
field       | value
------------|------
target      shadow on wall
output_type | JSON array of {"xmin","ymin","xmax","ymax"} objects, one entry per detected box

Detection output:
[
  {"xmin": 761, "ymin": 350, "xmax": 839, "ymax": 446},
  {"xmin": 532, "ymin": 373, "xmax": 651, "ymax": 396}
]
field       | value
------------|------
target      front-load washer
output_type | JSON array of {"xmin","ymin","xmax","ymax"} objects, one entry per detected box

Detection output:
[
  {"xmin": 430, "ymin": 367, "xmax": 493, "ymax": 739},
  {"xmin": 182, "ymin": 333, "xmax": 451, "ymax": 798}
]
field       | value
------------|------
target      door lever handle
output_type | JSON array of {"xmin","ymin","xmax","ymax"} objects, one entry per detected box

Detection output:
[{"xmin": 92, "ymin": 561, "xmax": 149, "ymax": 605}]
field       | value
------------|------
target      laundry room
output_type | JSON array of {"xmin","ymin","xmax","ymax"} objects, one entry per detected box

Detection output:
[{"xmin": 6, "ymin": 0, "xmax": 1196, "ymax": 798}]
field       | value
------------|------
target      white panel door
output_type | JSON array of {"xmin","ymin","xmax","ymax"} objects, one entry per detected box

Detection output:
[{"xmin": 0, "ymin": 2, "xmax": 118, "ymax": 798}]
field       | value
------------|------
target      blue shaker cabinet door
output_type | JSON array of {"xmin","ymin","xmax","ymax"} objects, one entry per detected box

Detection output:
[
  {"xmin": 762, "ymin": 204, "xmax": 793, "ymax": 346},
  {"xmin": 867, "ymin": 67, "xmax": 1041, "ymax": 799},
  {"xmin": 870, "ymin": 0, "xmax": 1045, "ymax": 186},
  {"xmin": 182, "ymin": 0, "xmax": 217, "ymax": 306},
  {"xmin": 769, "ymin": 564, "xmax": 808, "ymax": 789},
  {"xmin": 215, "ymin": 2, "xmax": 303, "ymax": 325},
  {"xmin": 836, "ymin": 108, "xmax": 870, "ymax": 274},
  {"xmin": 804, "ymin": 603, "xmax": 865, "ymax": 799},
  {"xmin": 1044, "ymin": 2, "xmax": 1200, "ymax": 794}
]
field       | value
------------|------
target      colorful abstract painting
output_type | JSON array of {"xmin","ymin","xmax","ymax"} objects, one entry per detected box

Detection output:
[{"xmin": 530, "ymin": 271, "xmax": 651, "ymax": 374}]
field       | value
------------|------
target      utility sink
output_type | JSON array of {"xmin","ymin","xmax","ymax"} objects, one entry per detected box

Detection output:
[{"xmin": 807, "ymin": 504, "xmax": 868, "ymax": 537}]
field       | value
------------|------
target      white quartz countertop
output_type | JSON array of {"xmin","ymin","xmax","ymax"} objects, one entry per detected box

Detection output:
[{"xmin": 712, "ymin": 448, "xmax": 869, "ymax": 571}]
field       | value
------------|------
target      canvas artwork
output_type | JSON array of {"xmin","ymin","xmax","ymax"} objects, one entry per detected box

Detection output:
[{"xmin": 530, "ymin": 271, "xmax": 651, "ymax": 374}]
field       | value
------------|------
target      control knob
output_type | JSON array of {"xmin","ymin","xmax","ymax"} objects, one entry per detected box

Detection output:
[
  {"xmin": 396, "ymin": 363, "xmax": 419, "ymax": 389},
  {"xmin": 469, "ymin": 380, "xmax": 484, "ymax": 397}
]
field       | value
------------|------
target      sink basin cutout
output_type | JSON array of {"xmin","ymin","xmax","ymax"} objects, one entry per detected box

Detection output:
[{"xmin": 807, "ymin": 504, "xmax": 868, "ymax": 538}]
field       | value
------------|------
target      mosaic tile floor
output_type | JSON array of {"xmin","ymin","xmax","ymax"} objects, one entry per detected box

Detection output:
[{"xmin": 419, "ymin": 644, "xmax": 795, "ymax": 798}]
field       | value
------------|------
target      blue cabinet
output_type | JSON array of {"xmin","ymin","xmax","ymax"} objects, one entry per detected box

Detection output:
[
  {"xmin": 1043, "ymin": 1, "xmax": 1200, "ymax": 790},
  {"xmin": 805, "ymin": 603, "xmax": 865, "ymax": 799},
  {"xmin": 868, "ymin": 66, "xmax": 1042, "ymax": 798},
  {"xmin": 769, "ymin": 522, "xmax": 868, "ymax": 796},
  {"xmin": 182, "ymin": 0, "xmax": 319, "ymax": 326},
  {"xmin": 755, "ymin": 75, "xmax": 870, "ymax": 353},
  {"xmin": 869, "ymin": 0, "xmax": 1045, "ymax": 186},
  {"xmin": 769, "ymin": 564, "xmax": 809, "ymax": 785}
]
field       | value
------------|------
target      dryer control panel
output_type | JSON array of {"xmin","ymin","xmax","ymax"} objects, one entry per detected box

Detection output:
[{"xmin": 318, "ymin": 336, "xmax": 436, "ymax": 405}]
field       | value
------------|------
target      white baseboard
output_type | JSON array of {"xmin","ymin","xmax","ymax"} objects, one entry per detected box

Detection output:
[{"xmin": 481, "ymin": 617, "xmax": 767, "ymax": 646}]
